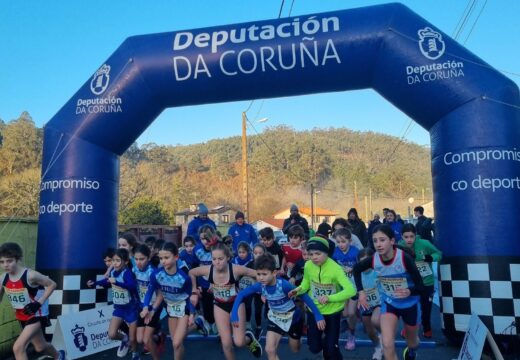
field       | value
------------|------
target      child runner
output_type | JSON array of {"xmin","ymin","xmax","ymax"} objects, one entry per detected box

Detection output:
[
  {"xmin": 193, "ymin": 225, "xmax": 217, "ymax": 332},
  {"xmin": 357, "ymin": 248, "xmax": 382, "ymax": 360},
  {"xmin": 179, "ymin": 236, "xmax": 198, "ymax": 270},
  {"xmin": 399, "ymin": 223, "xmax": 442, "ymax": 338},
  {"xmin": 242, "ymin": 243, "xmax": 267, "ymax": 337},
  {"xmin": 331, "ymin": 227, "xmax": 360, "ymax": 351},
  {"xmin": 258, "ymin": 227, "xmax": 284, "ymax": 271},
  {"xmin": 232, "ymin": 241, "xmax": 253, "ymax": 266},
  {"xmin": 231, "ymin": 254, "xmax": 325, "ymax": 360},
  {"xmin": 118, "ymin": 233, "xmax": 139, "ymax": 267},
  {"xmin": 354, "ymin": 224, "xmax": 425, "ymax": 360},
  {"xmin": 189, "ymin": 242, "xmax": 262, "ymax": 360},
  {"xmin": 0, "ymin": 242, "xmax": 66, "ymax": 360},
  {"xmin": 289, "ymin": 236, "xmax": 356, "ymax": 360},
  {"xmin": 288, "ymin": 242, "xmax": 308, "ymax": 286},
  {"xmin": 87, "ymin": 248, "xmax": 140, "ymax": 360},
  {"xmin": 280, "ymin": 225, "xmax": 304, "ymax": 278},
  {"xmin": 141, "ymin": 242, "xmax": 195, "ymax": 360},
  {"xmin": 133, "ymin": 244, "xmax": 165, "ymax": 359}
]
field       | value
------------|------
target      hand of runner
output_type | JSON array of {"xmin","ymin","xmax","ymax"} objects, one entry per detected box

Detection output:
[
  {"xmin": 316, "ymin": 319, "xmax": 326, "ymax": 331},
  {"xmin": 393, "ymin": 288, "xmax": 411, "ymax": 298},
  {"xmin": 288, "ymin": 288, "xmax": 299, "ymax": 298},
  {"xmin": 357, "ymin": 291, "xmax": 369, "ymax": 310},
  {"xmin": 318, "ymin": 295, "xmax": 329, "ymax": 304}
]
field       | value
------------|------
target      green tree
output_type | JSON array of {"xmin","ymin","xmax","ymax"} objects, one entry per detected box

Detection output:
[
  {"xmin": 119, "ymin": 197, "xmax": 170, "ymax": 225},
  {"xmin": 0, "ymin": 112, "xmax": 42, "ymax": 175}
]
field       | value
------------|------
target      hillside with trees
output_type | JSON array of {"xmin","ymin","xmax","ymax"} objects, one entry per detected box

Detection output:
[{"xmin": 0, "ymin": 112, "xmax": 433, "ymax": 222}]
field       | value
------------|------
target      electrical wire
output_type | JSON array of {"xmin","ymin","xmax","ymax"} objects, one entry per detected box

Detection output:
[
  {"xmin": 453, "ymin": 0, "xmax": 478, "ymax": 40},
  {"xmin": 463, "ymin": 0, "xmax": 488, "ymax": 45}
]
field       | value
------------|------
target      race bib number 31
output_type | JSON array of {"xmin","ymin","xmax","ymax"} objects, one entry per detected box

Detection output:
[{"xmin": 379, "ymin": 277, "xmax": 408, "ymax": 297}]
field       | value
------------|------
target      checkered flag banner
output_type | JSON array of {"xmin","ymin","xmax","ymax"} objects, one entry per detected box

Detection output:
[
  {"xmin": 439, "ymin": 256, "xmax": 520, "ymax": 337},
  {"xmin": 44, "ymin": 269, "xmax": 110, "ymax": 335}
]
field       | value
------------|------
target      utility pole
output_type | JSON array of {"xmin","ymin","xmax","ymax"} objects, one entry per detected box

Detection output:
[
  {"xmin": 369, "ymin": 188, "xmax": 373, "ymax": 217},
  {"xmin": 422, "ymin": 187, "xmax": 425, "ymax": 204},
  {"xmin": 241, "ymin": 112, "xmax": 249, "ymax": 221},
  {"xmin": 364, "ymin": 196, "xmax": 368, "ymax": 221},
  {"xmin": 310, "ymin": 183, "xmax": 315, "ymax": 230},
  {"xmin": 354, "ymin": 181, "xmax": 359, "ymax": 209}
]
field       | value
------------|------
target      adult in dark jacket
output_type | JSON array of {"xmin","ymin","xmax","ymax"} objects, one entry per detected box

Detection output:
[
  {"xmin": 282, "ymin": 204, "xmax": 310, "ymax": 239},
  {"xmin": 367, "ymin": 214, "xmax": 382, "ymax": 249},
  {"xmin": 187, "ymin": 203, "xmax": 216, "ymax": 244},
  {"xmin": 346, "ymin": 208, "xmax": 368, "ymax": 247},
  {"xmin": 414, "ymin": 206, "xmax": 435, "ymax": 242},
  {"xmin": 227, "ymin": 211, "xmax": 258, "ymax": 253}
]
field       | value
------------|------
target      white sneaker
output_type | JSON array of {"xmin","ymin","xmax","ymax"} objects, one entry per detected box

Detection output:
[
  {"xmin": 117, "ymin": 333, "xmax": 129, "ymax": 357},
  {"xmin": 372, "ymin": 345, "xmax": 383, "ymax": 360}
]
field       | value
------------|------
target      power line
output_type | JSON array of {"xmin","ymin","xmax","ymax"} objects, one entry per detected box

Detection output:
[
  {"xmin": 453, "ymin": 0, "xmax": 478, "ymax": 40},
  {"xmin": 463, "ymin": 0, "xmax": 488, "ymax": 45}
]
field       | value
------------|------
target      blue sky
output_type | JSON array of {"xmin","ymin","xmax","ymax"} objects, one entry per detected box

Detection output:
[{"xmin": 1, "ymin": 0, "xmax": 518, "ymax": 147}]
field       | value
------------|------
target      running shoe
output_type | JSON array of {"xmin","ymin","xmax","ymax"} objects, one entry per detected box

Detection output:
[
  {"xmin": 142, "ymin": 345, "xmax": 150, "ymax": 355},
  {"xmin": 195, "ymin": 315, "xmax": 211, "ymax": 337},
  {"xmin": 57, "ymin": 350, "xmax": 66, "ymax": 360},
  {"xmin": 156, "ymin": 331, "xmax": 167, "ymax": 355},
  {"xmin": 372, "ymin": 345, "xmax": 383, "ymax": 360},
  {"xmin": 344, "ymin": 334, "xmax": 356, "ymax": 351},
  {"xmin": 211, "ymin": 323, "xmax": 219, "ymax": 336},
  {"xmin": 117, "ymin": 333, "xmax": 129, "ymax": 358},
  {"xmin": 423, "ymin": 329, "xmax": 433, "ymax": 338},
  {"xmin": 245, "ymin": 329, "xmax": 262, "ymax": 358},
  {"xmin": 131, "ymin": 351, "xmax": 141, "ymax": 360},
  {"xmin": 403, "ymin": 346, "xmax": 417, "ymax": 360}
]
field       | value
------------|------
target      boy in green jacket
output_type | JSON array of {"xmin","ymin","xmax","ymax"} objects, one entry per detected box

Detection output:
[
  {"xmin": 399, "ymin": 223, "xmax": 442, "ymax": 338},
  {"xmin": 289, "ymin": 236, "xmax": 356, "ymax": 360}
]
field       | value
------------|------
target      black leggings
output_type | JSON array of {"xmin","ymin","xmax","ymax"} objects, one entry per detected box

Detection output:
[
  {"xmin": 201, "ymin": 287, "xmax": 215, "ymax": 324},
  {"xmin": 421, "ymin": 285, "xmax": 434, "ymax": 332},
  {"xmin": 245, "ymin": 294, "xmax": 263, "ymax": 328},
  {"xmin": 307, "ymin": 310, "xmax": 343, "ymax": 360}
]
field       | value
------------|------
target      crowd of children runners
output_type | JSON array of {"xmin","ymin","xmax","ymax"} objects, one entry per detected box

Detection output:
[{"xmin": 0, "ymin": 208, "xmax": 442, "ymax": 360}]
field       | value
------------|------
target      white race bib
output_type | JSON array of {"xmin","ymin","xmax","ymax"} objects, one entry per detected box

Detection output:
[
  {"xmin": 416, "ymin": 261, "xmax": 433, "ymax": 277},
  {"xmin": 211, "ymin": 284, "xmax": 237, "ymax": 302},
  {"xmin": 268, "ymin": 309, "xmax": 294, "ymax": 332},
  {"xmin": 238, "ymin": 276, "xmax": 255, "ymax": 290},
  {"xmin": 379, "ymin": 277, "xmax": 408, "ymax": 297},
  {"xmin": 310, "ymin": 281, "xmax": 336, "ymax": 300},
  {"xmin": 166, "ymin": 300, "xmax": 186, "ymax": 318},
  {"xmin": 365, "ymin": 287, "xmax": 380, "ymax": 308},
  {"xmin": 112, "ymin": 285, "xmax": 130, "ymax": 305},
  {"xmin": 5, "ymin": 287, "xmax": 30, "ymax": 309}
]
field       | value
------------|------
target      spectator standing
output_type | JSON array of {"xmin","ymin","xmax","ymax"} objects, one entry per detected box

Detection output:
[
  {"xmin": 187, "ymin": 203, "xmax": 216, "ymax": 245},
  {"xmin": 317, "ymin": 219, "xmax": 332, "ymax": 238},
  {"xmin": 346, "ymin": 208, "xmax": 368, "ymax": 247},
  {"xmin": 367, "ymin": 214, "xmax": 382, "ymax": 249},
  {"xmin": 227, "ymin": 211, "xmax": 258, "ymax": 253},
  {"xmin": 282, "ymin": 204, "xmax": 310, "ymax": 239},
  {"xmin": 414, "ymin": 206, "xmax": 435, "ymax": 242}
]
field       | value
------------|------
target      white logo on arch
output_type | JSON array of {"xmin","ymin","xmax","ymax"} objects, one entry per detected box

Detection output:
[
  {"xmin": 90, "ymin": 64, "xmax": 111, "ymax": 95},
  {"xmin": 418, "ymin": 27, "xmax": 445, "ymax": 60}
]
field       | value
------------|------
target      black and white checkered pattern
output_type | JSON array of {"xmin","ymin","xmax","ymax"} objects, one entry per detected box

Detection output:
[
  {"xmin": 439, "ymin": 256, "xmax": 520, "ymax": 337},
  {"xmin": 44, "ymin": 269, "xmax": 110, "ymax": 335}
]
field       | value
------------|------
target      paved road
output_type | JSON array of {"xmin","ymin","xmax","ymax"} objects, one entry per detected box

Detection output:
[{"xmin": 28, "ymin": 305, "xmax": 461, "ymax": 360}]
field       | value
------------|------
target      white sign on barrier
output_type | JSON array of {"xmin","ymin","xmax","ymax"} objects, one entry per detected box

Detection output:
[
  {"xmin": 52, "ymin": 305, "xmax": 118, "ymax": 359},
  {"xmin": 457, "ymin": 313, "xmax": 487, "ymax": 360}
]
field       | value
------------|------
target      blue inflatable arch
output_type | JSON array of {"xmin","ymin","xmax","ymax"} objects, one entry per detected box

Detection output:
[{"xmin": 38, "ymin": 3, "xmax": 519, "ymax": 339}]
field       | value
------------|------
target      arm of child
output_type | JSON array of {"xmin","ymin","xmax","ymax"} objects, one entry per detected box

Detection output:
[
  {"xmin": 233, "ymin": 264, "xmax": 257, "ymax": 279},
  {"xmin": 114, "ymin": 270, "xmax": 137, "ymax": 292},
  {"xmin": 401, "ymin": 252, "xmax": 426, "ymax": 297},
  {"xmin": 188, "ymin": 266, "xmax": 209, "ymax": 306},
  {"xmin": 24, "ymin": 270, "xmax": 57, "ymax": 314},
  {"xmin": 231, "ymin": 283, "xmax": 261, "ymax": 326},
  {"xmin": 281, "ymin": 279, "xmax": 325, "ymax": 322},
  {"xmin": 424, "ymin": 241, "xmax": 442, "ymax": 262},
  {"xmin": 353, "ymin": 257, "xmax": 373, "ymax": 309},
  {"xmin": 142, "ymin": 271, "xmax": 159, "ymax": 309},
  {"xmin": 327, "ymin": 264, "xmax": 357, "ymax": 303}
]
